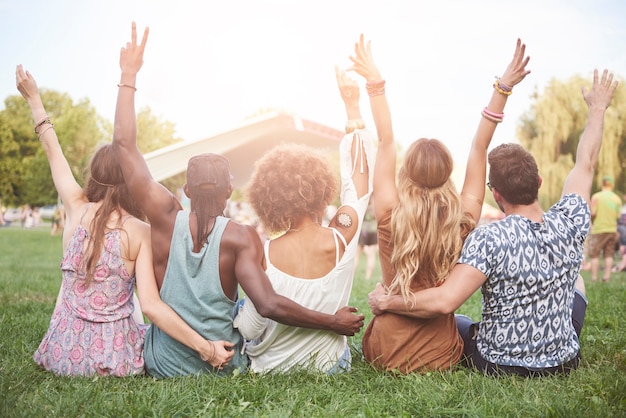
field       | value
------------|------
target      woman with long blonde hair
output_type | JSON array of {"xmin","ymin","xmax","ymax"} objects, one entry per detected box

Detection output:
[{"xmin": 348, "ymin": 35, "xmax": 531, "ymax": 373}]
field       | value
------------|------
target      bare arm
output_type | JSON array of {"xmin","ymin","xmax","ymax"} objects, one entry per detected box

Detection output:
[
  {"xmin": 347, "ymin": 34, "xmax": 396, "ymax": 221},
  {"xmin": 15, "ymin": 66, "xmax": 86, "ymax": 223},
  {"xmin": 233, "ymin": 225, "xmax": 365, "ymax": 336},
  {"xmin": 134, "ymin": 221, "xmax": 235, "ymax": 368},
  {"xmin": 461, "ymin": 39, "xmax": 531, "ymax": 222},
  {"xmin": 368, "ymin": 263, "xmax": 486, "ymax": 318},
  {"xmin": 562, "ymin": 69, "xmax": 618, "ymax": 203},
  {"xmin": 329, "ymin": 67, "xmax": 374, "ymax": 244},
  {"xmin": 111, "ymin": 22, "xmax": 179, "ymax": 224}
]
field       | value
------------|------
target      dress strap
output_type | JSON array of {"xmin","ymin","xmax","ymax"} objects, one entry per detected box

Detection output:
[
  {"xmin": 329, "ymin": 227, "xmax": 347, "ymax": 265},
  {"xmin": 119, "ymin": 214, "xmax": 133, "ymax": 227},
  {"xmin": 78, "ymin": 203, "xmax": 91, "ymax": 226}
]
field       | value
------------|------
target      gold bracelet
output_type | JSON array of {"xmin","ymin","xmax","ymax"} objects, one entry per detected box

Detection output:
[
  {"xmin": 117, "ymin": 83, "xmax": 137, "ymax": 91},
  {"xmin": 493, "ymin": 80, "xmax": 512, "ymax": 96}
]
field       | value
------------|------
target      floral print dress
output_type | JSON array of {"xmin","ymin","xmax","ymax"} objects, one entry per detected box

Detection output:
[{"xmin": 33, "ymin": 217, "xmax": 147, "ymax": 376}]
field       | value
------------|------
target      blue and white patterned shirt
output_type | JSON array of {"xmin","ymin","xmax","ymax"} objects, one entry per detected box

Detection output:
[{"xmin": 459, "ymin": 194, "xmax": 590, "ymax": 368}]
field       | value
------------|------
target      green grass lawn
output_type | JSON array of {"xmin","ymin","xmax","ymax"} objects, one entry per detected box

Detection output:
[{"xmin": 1, "ymin": 227, "xmax": 625, "ymax": 417}]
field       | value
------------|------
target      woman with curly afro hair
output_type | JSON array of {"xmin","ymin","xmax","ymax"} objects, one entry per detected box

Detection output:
[{"xmin": 234, "ymin": 67, "xmax": 374, "ymax": 374}]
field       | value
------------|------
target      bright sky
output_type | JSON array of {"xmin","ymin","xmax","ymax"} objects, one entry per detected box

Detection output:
[{"xmin": 2, "ymin": 0, "xmax": 625, "ymax": 166}]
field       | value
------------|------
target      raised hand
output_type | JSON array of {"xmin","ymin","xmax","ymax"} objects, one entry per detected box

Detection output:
[
  {"xmin": 347, "ymin": 34, "xmax": 382, "ymax": 82},
  {"xmin": 335, "ymin": 65, "xmax": 360, "ymax": 107},
  {"xmin": 332, "ymin": 306, "xmax": 365, "ymax": 336},
  {"xmin": 15, "ymin": 65, "xmax": 40, "ymax": 103},
  {"xmin": 119, "ymin": 21, "xmax": 149, "ymax": 75},
  {"xmin": 498, "ymin": 38, "xmax": 531, "ymax": 88},
  {"xmin": 582, "ymin": 69, "xmax": 618, "ymax": 111}
]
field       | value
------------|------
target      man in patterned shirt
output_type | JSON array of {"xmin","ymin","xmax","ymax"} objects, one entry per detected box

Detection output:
[{"xmin": 368, "ymin": 69, "xmax": 618, "ymax": 376}]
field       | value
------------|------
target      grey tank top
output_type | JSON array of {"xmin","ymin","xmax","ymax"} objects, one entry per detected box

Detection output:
[{"xmin": 144, "ymin": 211, "xmax": 247, "ymax": 377}]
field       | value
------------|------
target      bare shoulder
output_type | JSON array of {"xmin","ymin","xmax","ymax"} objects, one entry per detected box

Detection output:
[
  {"xmin": 223, "ymin": 221, "xmax": 259, "ymax": 242},
  {"xmin": 123, "ymin": 216, "xmax": 151, "ymax": 240}
]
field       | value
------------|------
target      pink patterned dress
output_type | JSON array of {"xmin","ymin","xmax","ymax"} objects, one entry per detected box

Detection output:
[{"xmin": 33, "ymin": 221, "xmax": 147, "ymax": 376}]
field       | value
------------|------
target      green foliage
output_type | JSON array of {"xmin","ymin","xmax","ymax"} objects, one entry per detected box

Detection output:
[
  {"xmin": 1, "ymin": 227, "xmax": 625, "ymax": 417},
  {"xmin": 0, "ymin": 92, "xmax": 183, "ymax": 207},
  {"xmin": 136, "ymin": 107, "xmax": 183, "ymax": 153},
  {"xmin": 518, "ymin": 74, "xmax": 626, "ymax": 207}
]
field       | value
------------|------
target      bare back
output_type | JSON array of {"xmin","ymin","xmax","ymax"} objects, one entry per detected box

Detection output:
[{"xmin": 267, "ymin": 227, "xmax": 343, "ymax": 279}]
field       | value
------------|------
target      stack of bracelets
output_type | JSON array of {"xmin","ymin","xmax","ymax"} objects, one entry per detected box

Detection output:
[
  {"xmin": 34, "ymin": 115, "xmax": 54, "ymax": 138},
  {"xmin": 365, "ymin": 80, "xmax": 386, "ymax": 97},
  {"xmin": 481, "ymin": 77, "xmax": 513, "ymax": 123}
]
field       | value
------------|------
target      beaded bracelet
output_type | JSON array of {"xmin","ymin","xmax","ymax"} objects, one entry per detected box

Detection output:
[
  {"xmin": 117, "ymin": 83, "xmax": 137, "ymax": 91},
  {"xmin": 493, "ymin": 77, "xmax": 512, "ymax": 96},
  {"xmin": 345, "ymin": 118, "xmax": 366, "ymax": 134},
  {"xmin": 366, "ymin": 80, "xmax": 386, "ymax": 97}
]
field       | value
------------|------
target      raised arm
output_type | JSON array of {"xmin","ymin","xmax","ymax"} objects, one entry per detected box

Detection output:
[
  {"xmin": 562, "ymin": 69, "xmax": 618, "ymax": 203},
  {"xmin": 231, "ymin": 225, "xmax": 364, "ymax": 336},
  {"xmin": 133, "ymin": 220, "xmax": 235, "ymax": 369},
  {"xmin": 329, "ymin": 67, "xmax": 375, "ymax": 244},
  {"xmin": 347, "ymin": 35, "xmax": 396, "ymax": 221},
  {"xmin": 15, "ymin": 66, "xmax": 85, "ymax": 222},
  {"xmin": 111, "ymin": 22, "xmax": 178, "ymax": 223},
  {"xmin": 461, "ymin": 38, "xmax": 531, "ymax": 222}
]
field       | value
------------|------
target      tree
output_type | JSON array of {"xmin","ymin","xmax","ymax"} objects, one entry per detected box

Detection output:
[
  {"xmin": 517, "ymin": 74, "xmax": 626, "ymax": 207},
  {"xmin": 0, "ymin": 91, "xmax": 183, "ymax": 206},
  {"xmin": 136, "ymin": 107, "xmax": 183, "ymax": 153}
]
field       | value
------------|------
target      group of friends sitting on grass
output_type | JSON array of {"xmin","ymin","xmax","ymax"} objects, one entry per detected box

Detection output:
[{"xmin": 17, "ymin": 22, "xmax": 618, "ymax": 378}]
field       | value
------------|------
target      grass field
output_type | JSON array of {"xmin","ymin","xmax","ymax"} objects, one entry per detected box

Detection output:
[{"xmin": 1, "ymin": 226, "xmax": 625, "ymax": 417}]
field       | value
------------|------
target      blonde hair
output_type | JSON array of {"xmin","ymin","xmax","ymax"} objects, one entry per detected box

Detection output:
[{"xmin": 388, "ymin": 139, "xmax": 475, "ymax": 303}]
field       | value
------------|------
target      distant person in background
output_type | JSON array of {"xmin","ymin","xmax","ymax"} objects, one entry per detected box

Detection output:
[
  {"xmin": 355, "ymin": 202, "xmax": 378, "ymax": 280},
  {"xmin": 0, "ymin": 200, "xmax": 5, "ymax": 227},
  {"xmin": 31, "ymin": 206, "xmax": 41, "ymax": 228},
  {"xmin": 612, "ymin": 195, "xmax": 626, "ymax": 273},
  {"xmin": 21, "ymin": 204, "xmax": 32, "ymax": 228},
  {"xmin": 51, "ymin": 205, "xmax": 65, "ymax": 236},
  {"xmin": 233, "ymin": 66, "xmax": 373, "ymax": 373},
  {"xmin": 589, "ymin": 175, "xmax": 622, "ymax": 282}
]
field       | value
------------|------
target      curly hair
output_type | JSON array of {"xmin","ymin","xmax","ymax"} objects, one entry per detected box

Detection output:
[
  {"xmin": 246, "ymin": 143, "xmax": 338, "ymax": 234},
  {"xmin": 388, "ymin": 139, "xmax": 475, "ymax": 303},
  {"xmin": 82, "ymin": 144, "xmax": 145, "ymax": 285}
]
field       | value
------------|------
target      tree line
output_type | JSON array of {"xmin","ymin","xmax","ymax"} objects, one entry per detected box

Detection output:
[
  {"xmin": 518, "ymin": 73, "xmax": 626, "ymax": 208},
  {"xmin": 1, "ymin": 73, "xmax": 624, "ymax": 209},
  {"xmin": 0, "ymin": 90, "xmax": 182, "ymax": 207}
]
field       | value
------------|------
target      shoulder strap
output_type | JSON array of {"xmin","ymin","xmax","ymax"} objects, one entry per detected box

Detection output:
[
  {"xmin": 79, "ymin": 203, "xmax": 91, "ymax": 226},
  {"xmin": 329, "ymin": 227, "xmax": 347, "ymax": 264}
]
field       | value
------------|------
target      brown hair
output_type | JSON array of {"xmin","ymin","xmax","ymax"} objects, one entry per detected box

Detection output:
[
  {"xmin": 246, "ymin": 143, "xmax": 338, "ymax": 234},
  {"xmin": 488, "ymin": 143, "xmax": 539, "ymax": 205},
  {"xmin": 83, "ymin": 144, "xmax": 144, "ymax": 284}
]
